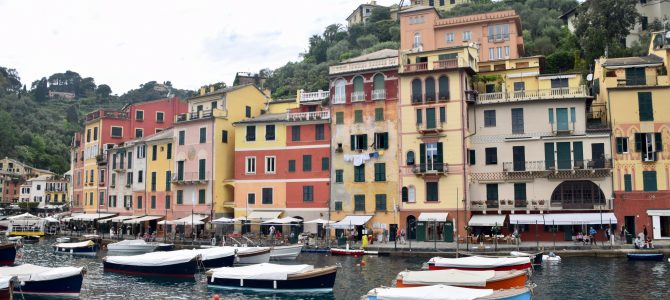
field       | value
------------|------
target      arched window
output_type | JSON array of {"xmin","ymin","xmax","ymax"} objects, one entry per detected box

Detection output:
[
  {"xmin": 373, "ymin": 74, "xmax": 385, "ymax": 100},
  {"xmin": 439, "ymin": 76, "xmax": 449, "ymax": 100},
  {"xmin": 550, "ymin": 180, "xmax": 605, "ymax": 209},
  {"xmin": 425, "ymin": 77, "xmax": 436, "ymax": 101},
  {"xmin": 408, "ymin": 186, "xmax": 416, "ymax": 203},
  {"xmin": 407, "ymin": 151, "xmax": 415, "ymax": 165},
  {"xmin": 333, "ymin": 79, "xmax": 346, "ymax": 104},
  {"xmin": 411, "ymin": 79, "xmax": 422, "ymax": 103},
  {"xmin": 402, "ymin": 187, "xmax": 409, "ymax": 202},
  {"xmin": 352, "ymin": 76, "xmax": 364, "ymax": 102}
]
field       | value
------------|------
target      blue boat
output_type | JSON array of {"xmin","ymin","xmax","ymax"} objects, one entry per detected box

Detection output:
[
  {"xmin": 103, "ymin": 251, "xmax": 201, "ymax": 278},
  {"xmin": 366, "ymin": 285, "xmax": 531, "ymax": 300},
  {"xmin": 207, "ymin": 263, "xmax": 337, "ymax": 292},
  {"xmin": 0, "ymin": 243, "xmax": 17, "ymax": 266},
  {"xmin": 627, "ymin": 253, "xmax": 664, "ymax": 261},
  {"xmin": 0, "ymin": 264, "xmax": 85, "ymax": 297},
  {"xmin": 53, "ymin": 240, "xmax": 98, "ymax": 256}
]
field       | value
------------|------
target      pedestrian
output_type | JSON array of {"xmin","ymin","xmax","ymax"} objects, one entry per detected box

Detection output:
[
  {"xmin": 589, "ymin": 226, "xmax": 597, "ymax": 245},
  {"xmin": 643, "ymin": 225, "xmax": 648, "ymax": 241},
  {"xmin": 620, "ymin": 225, "xmax": 626, "ymax": 243},
  {"xmin": 382, "ymin": 227, "xmax": 388, "ymax": 244},
  {"xmin": 400, "ymin": 228, "xmax": 406, "ymax": 244}
]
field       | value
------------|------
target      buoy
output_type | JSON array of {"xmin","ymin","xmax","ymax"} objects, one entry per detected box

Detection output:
[{"xmin": 213, "ymin": 294, "xmax": 220, "ymax": 300}]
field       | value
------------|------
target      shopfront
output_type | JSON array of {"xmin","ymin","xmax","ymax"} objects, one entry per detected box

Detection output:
[
  {"xmin": 416, "ymin": 212, "xmax": 453, "ymax": 242},
  {"xmin": 648, "ymin": 210, "xmax": 670, "ymax": 240}
]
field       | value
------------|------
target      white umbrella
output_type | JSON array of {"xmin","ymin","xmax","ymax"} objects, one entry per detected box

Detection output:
[
  {"xmin": 262, "ymin": 217, "xmax": 303, "ymax": 224},
  {"xmin": 304, "ymin": 218, "xmax": 334, "ymax": 224},
  {"xmin": 42, "ymin": 217, "xmax": 60, "ymax": 223},
  {"xmin": 212, "ymin": 217, "xmax": 234, "ymax": 224}
]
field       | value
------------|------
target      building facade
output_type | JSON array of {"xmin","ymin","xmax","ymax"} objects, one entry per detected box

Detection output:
[
  {"xmin": 410, "ymin": 0, "xmax": 470, "ymax": 12},
  {"xmin": 0, "ymin": 157, "xmax": 54, "ymax": 204}
]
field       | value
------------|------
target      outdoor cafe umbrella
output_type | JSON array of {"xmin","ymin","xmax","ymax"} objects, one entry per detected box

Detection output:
[
  {"xmin": 212, "ymin": 217, "xmax": 234, "ymax": 224},
  {"xmin": 303, "ymin": 218, "xmax": 334, "ymax": 224}
]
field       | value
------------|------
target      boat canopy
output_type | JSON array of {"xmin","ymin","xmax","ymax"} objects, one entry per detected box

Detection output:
[
  {"xmin": 368, "ymin": 284, "xmax": 493, "ymax": 300},
  {"xmin": 429, "ymin": 256, "xmax": 530, "ymax": 268},
  {"xmin": 104, "ymin": 250, "xmax": 199, "ymax": 267},
  {"xmin": 418, "ymin": 213, "xmax": 449, "ymax": 222},
  {"xmin": 468, "ymin": 214, "xmax": 506, "ymax": 227},
  {"xmin": 0, "ymin": 264, "xmax": 83, "ymax": 282},
  {"xmin": 0, "ymin": 275, "xmax": 15, "ymax": 289},
  {"xmin": 210, "ymin": 263, "xmax": 313, "ymax": 281},
  {"xmin": 54, "ymin": 240, "xmax": 95, "ymax": 249},
  {"xmin": 398, "ymin": 269, "xmax": 495, "ymax": 287},
  {"xmin": 331, "ymin": 215, "xmax": 373, "ymax": 229}
]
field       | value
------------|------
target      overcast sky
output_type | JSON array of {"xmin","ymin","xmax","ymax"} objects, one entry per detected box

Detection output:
[{"xmin": 0, "ymin": 0, "xmax": 397, "ymax": 94}]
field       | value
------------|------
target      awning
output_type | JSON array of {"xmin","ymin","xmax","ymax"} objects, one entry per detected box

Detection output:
[
  {"xmin": 331, "ymin": 215, "xmax": 373, "ymax": 229},
  {"xmin": 70, "ymin": 213, "xmax": 116, "ymax": 221},
  {"xmin": 543, "ymin": 213, "xmax": 617, "ymax": 225},
  {"xmin": 469, "ymin": 214, "xmax": 506, "ymax": 226},
  {"xmin": 170, "ymin": 214, "xmax": 209, "ymax": 225},
  {"xmin": 124, "ymin": 215, "xmax": 164, "ymax": 224},
  {"xmin": 106, "ymin": 215, "xmax": 142, "ymax": 223},
  {"xmin": 211, "ymin": 217, "xmax": 234, "ymax": 224},
  {"xmin": 418, "ymin": 213, "xmax": 449, "ymax": 222},
  {"xmin": 509, "ymin": 214, "xmax": 545, "ymax": 225},
  {"xmin": 647, "ymin": 209, "xmax": 670, "ymax": 217},
  {"xmin": 246, "ymin": 211, "xmax": 282, "ymax": 220},
  {"xmin": 303, "ymin": 218, "xmax": 334, "ymax": 224},
  {"xmin": 262, "ymin": 217, "xmax": 303, "ymax": 224}
]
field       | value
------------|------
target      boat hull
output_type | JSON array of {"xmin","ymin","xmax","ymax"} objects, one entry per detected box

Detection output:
[
  {"xmin": 103, "ymin": 258, "xmax": 199, "ymax": 278},
  {"xmin": 202, "ymin": 254, "xmax": 236, "ymax": 268},
  {"xmin": 270, "ymin": 245, "xmax": 303, "ymax": 260},
  {"xmin": 14, "ymin": 273, "xmax": 83, "ymax": 297},
  {"xmin": 627, "ymin": 253, "xmax": 664, "ymax": 261},
  {"xmin": 207, "ymin": 268, "xmax": 336, "ymax": 292},
  {"xmin": 53, "ymin": 245, "xmax": 98, "ymax": 256},
  {"xmin": 0, "ymin": 244, "xmax": 16, "ymax": 266},
  {"xmin": 396, "ymin": 272, "xmax": 527, "ymax": 290},
  {"xmin": 237, "ymin": 249, "xmax": 271, "ymax": 264},
  {"xmin": 330, "ymin": 248, "xmax": 364, "ymax": 256},
  {"xmin": 367, "ymin": 287, "xmax": 530, "ymax": 300},
  {"xmin": 427, "ymin": 262, "xmax": 532, "ymax": 271}
]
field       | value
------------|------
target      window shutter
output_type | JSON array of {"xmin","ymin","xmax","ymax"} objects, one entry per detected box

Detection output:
[
  {"xmin": 634, "ymin": 133, "xmax": 642, "ymax": 152},
  {"xmin": 548, "ymin": 108, "xmax": 554, "ymax": 124},
  {"xmin": 469, "ymin": 149, "xmax": 475, "ymax": 165},
  {"xmin": 416, "ymin": 109, "xmax": 423, "ymax": 125},
  {"xmin": 638, "ymin": 92, "xmax": 653, "ymax": 121},
  {"xmin": 616, "ymin": 138, "xmax": 623, "ymax": 154},
  {"xmin": 382, "ymin": 132, "xmax": 389, "ymax": 149},
  {"xmin": 351, "ymin": 135, "xmax": 356, "ymax": 150},
  {"xmin": 572, "ymin": 142, "xmax": 583, "ymax": 164},
  {"xmin": 544, "ymin": 143, "xmax": 555, "ymax": 169},
  {"xmin": 655, "ymin": 133, "xmax": 662, "ymax": 152},
  {"xmin": 439, "ymin": 107, "xmax": 446, "ymax": 123},
  {"xmin": 362, "ymin": 134, "xmax": 368, "ymax": 149},
  {"xmin": 419, "ymin": 144, "xmax": 426, "ymax": 172},
  {"xmin": 436, "ymin": 142, "xmax": 443, "ymax": 164}
]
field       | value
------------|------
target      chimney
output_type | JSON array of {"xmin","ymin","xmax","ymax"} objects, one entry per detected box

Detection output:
[{"xmin": 199, "ymin": 87, "xmax": 206, "ymax": 96}]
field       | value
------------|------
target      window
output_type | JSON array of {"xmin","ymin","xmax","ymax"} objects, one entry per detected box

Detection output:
[
  {"xmin": 511, "ymin": 108, "xmax": 524, "ymax": 134},
  {"xmin": 137, "ymin": 170, "xmax": 143, "ymax": 183},
  {"xmin": 486, "ymin": 84, "xmax": 495, "ymax": 93},
  {"xmin": 375, "ymin": 108, "xmax": 384, "ymax": 121},
  {"xmin": 151, "ymin": 196, "xmax": 156, "ymax": 209},
  {"xmin": 336, "ymin": 112, "xmax": 344, "ymax": 124},
  {"xmin": 643, "ymin": 171, "xmax": 658, "ymax": 192},
  {"xmin": 303, "ymin": 155, "xmax": 312, "ymax": 171},
  {"xmin": 624, "ymin": 174, "xmax": 632, "ymax": 192},
  {"xmin": 150, "ymin": 172, "xmax": 156, "ymax": 191},
  {"xmin": 198, "ymin": 189, "xmax": 206, "ymax": 204},
  {"xmin": 211, "ymin": 101, "xmax": 218, "ymax": 110},
  {"xmin": 411, "ymin": 79, "xmax": 422, "ymax": 103},
  {"xmin": 315, "ymin": 124, "xmax": 325, "ymax": 140},
  {"xmin": 265, "ymin": 156, "xmax": 276, "ymax": 174},
  {"xmin": 151, "ymin": 145, "xmax": 157, "ymax": 161},
  {"xmin": 335, "ymin": 202, "xmax": 343, "ymax": 211},
  {"xmin": 641, "ymin": 16, "xmax": 648, "ymax": 30},
  {"xmin": 438, "ymin": 76, "xmax": 449, "ymax": 100},
  {"xmin": 86, "ymin": 129, "xmax": 91, "ymax": 142},
  {"xmin": 335, "ymin": 169, "xmax": 343, "ymax": 183},
  {"xmin": 497, "ymin": 47, "xmax": 502, "ymax": 59},
  {"xmin": 246, "ymin": 126, "xmax": 256, "ymax": 142},
  {"xmin": 425, "ymin": 77, "xmax": 436, "ymax": 101},
  {"xmin": 221, "ymin": 130, "xmax": 228, "ymax": 143},
  {"xmin": 638, "ymin": 92, "xmax": 653, "ymax": 121},
  {"xmin": 489, "ymin": 48, "xmax": 494, "ymax": 60},
  {"xmin": 375, "ymin": 194, "xmax": 387, "ymax": 211},
  {"xmin": 354, "ymin": 110, "xmax": 363, "ymax": 123},
  {"xmin": 484, "ymin": 110, "xmax": 496, "ymax": 127},
  {"xmin": 111, "ymin": 173, "xmax": 116, "ymax": 187},
  {"xmin": 177, "ymin": 161, "xmax": 184, "ymax": 180},
  {"xmin": 354, "ymin": 195, "xmax": 365, "ymax": 211},
  {"xmin": 372, "ymin": 74, "xmax": 385, "ymax": 100},
  {"xmin": 487, "ymin": 183, "xmax": 499, "ymax": 202},
  {"xmin": 198, "ymin": 159, "xmax": 206, "ymax": 180},
  {"xmin": 426, "ymin": 182, "xmax": 438, "ymax": 202},
  {"xmin": 165, "ymin": 171, "xmax": 171, "ymax": 191},
  {"xmin": 165, "ymin": 195, "xmax": 171, "ymax": 209},
  {"xmin": 262, "ymin": 188, "xmax": 273, "ymax": 204},
  {"xmin": 303, "ymin": 186, "xmax": 314, "ymax": 202},
  {"xmin": 247, "ymin": 193, "xmax": 256, "ymax": 204},
  {"xmin": 245, "ymin": 157, "xmax": 256, "ymax": 174},
  {"xmin": 155, "ymin": 111, "xmax": 164, "ymax": 122},
  {"xmin": 463, "ymin": 31, "xmax": 471, "ymax": 41},
  {"xmin": 322, "ymin": 157, "xmax": 329, "ymax": 171},
  {"xmin": 616, "ymin": 137, "xmax": 629, "ymax": 154},
  {"xmin": 354, "ymin": 165, "xmax": 365, "ymax": 182},
  {"xmin": 374, "ymin": 163, "xmax": 386, "ymax": 181},
  {"xmin": 127, "ymin": 152, "xmax": 132, "ymax": 168},
  {"xmin": 124, "ymin": 195, "xmax": 132, "ymax": 208},
  {"xmin": 288, "ymin": 160, "xmax": 296, "ymax": 172},
  {"xmin": 446, "ymin": 32, "xmax": 454, "ymax": 42},
  {"xmin": 265, "ymin": 125, "xmax": 275, "ymax": 141},
  {"xmin": 178, "ymin": 130, "xmax": 185, "ymax": 145},
  {"xmin": 407, "ymin": 151, "xmax": 415, "ymax": 165},
  {"xmin": 504, "ymin": 46, "xmax": 510, "ymax": 58},
  {"xmin": 374, "ymin": 132, "xmax": 389, "ymax": 149},
  {"xmin": 135, "ymin": 128, "xmax": 143, "ymax": 138},
  {"xmin": 485, "ymin": 147, "xmax": 498, "ymax": 164},
  {"xmin": 635, "ymin": 132, "xmax": 661, "ymax": 162},
  {"xmin": 245, "ymin": 106, "xmax": 251, "ymax": 118},
  {"xmin": 416, "ymin": 109, "xmax": 423, "ymax": 125},
  {"xmin": 352, "ymin": 76, "xmax": 364, "ymax": 101},
  {"xmin": 333, "ymin": 79, "xmax": 346, "ymax": 104},
  {"xmin": 177, "ymin": 190, "xmax": 183, "ymax": 204},
  {"xmin": 199, "ymin": 127, "xmax": 206, "ymax": 143},
  {"xmin": 514, "ymin": 183, "xmax": 526, "ymax": 207},
  {"xmin": 137, "ymin": 196, "xmax": 143, "ymax": 209},
  {"xmin": 136, "ymin": 110, "xmax": 144, "ymax": 121},
  {"xmin": 413, "ymin": 32, "xmax": 421, "ymax": 48},
  {"xmin": 292, "ymin": 126, "xmax": 301, "ymax": 141},
  {"xmin": 351, "ymin": 134, "xmax": 368, "ymax": 150},
  {"xmin": 93, "ymin": 127, "xmax": 98, "ymax": 141},
  {"xmin": 439, "ymin": 107, "xmax": 446, "ymax": 123}
]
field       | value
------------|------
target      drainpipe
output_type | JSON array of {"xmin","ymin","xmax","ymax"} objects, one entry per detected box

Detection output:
[
  {"xmin": 460, "ymin": 71, "xmax": 470, "ymax": 235},
  {"xmin": 605, "ymin": 89, "xmax": 616, "ymax": 214}
]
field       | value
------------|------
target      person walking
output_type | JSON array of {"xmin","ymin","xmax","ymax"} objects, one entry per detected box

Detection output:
[
  {"xmin": 620, "ymin": 225, "xmax": 626, "ymax": 243},
  {"xmin": 643, "ymin": 225, "xmax": 648, "ymax": 241},
  {"xmin": 589, "ymin": 227, "xmax": 597, "ymax": 245}
]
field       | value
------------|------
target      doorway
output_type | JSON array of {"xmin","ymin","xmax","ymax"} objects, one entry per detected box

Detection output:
[
  {"xmin": 406, "ymin": 215, "xmax": 417, "ymax": 240},
  {"xmin": 625, "ymin": 216, "xmax": 636, "ymax": 237},
  {"xmin": 592, "ymin": 143, "xmax": 605, "ymax": 168}
]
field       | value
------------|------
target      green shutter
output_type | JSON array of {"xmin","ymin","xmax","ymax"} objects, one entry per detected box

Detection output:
[
  {"xmin": 322, "ymin": 157, "xmax": 329, "ymax": 171},
  {"xmin": 638, "ymin": 92, "xmax": 653, "ymax": 121},
  {"xmin": 655, "ymin": 133, "xmax": 662, "ymax": 151},
  {"xmin": 616, "ymin": 138, "xmax": 623, "ymax": 154},
  {"xmin": 416, "ymin": 109, "xmax": 422, "ymax": 125},
  {"xmin": 426, "ymin": 108, "xmax": 436, "ymax": 129},
  {"xmin": 350, "ymin": 135, "xmax": 356, "ymax": 150},
  {"xmin": 336, "ymin": 112, "xmax": 344, "ymax": 124},
  {"xmin": 544, "ymin": 143, "xmax": 555, "ymax": 170},
  {"xmin": 624, "ymin": 174, "xmax": 632, "ymax": 192},
  {"xmin": 353, "ymin": 76, "xmax": 364, "ymax": 92},
  {"xmin": 361, "ymin": 134, "xmax": 368, "ymax": 149},
  {"xmin": 419, "ymin": 144, "xmax": 426, "ymax": 165},
  {"xmin": 375, "ymin": 108, "xmax": 384, "ymax": 121},
  {"xmin": 436, "ymin": 142, "xmax": 443, "ymax": 165},
  {"xmin": 199, "ymin": 189, "xmax": 206, "ymax": 204},
  {"xmin": 373, "ymin": 74, "xmax": 385, "ymax": 91},
  {"xmin": 514, "ymin": 183, "xmax": 526, "ymax": 200},
  {"xmin": 288, "ymin": 160, "xmax": 296, "ymax": 172},
  {"xmin": 570, "ymin": 107, "xmax": 576, "ymax": 123},
  {"xmin": 469, "ymin": 149, "xmax": 476, "ymax": 165},
  {"xmin": 303, "ymin": 155, "xmax": 312, "ymax": 171},
  {"xmin": 635, "ymin": 133, "xmax": 642, "ymax": 152},
  {"xmin": 439, "ymin": 107, "xmax": 446, "ymax": 123},
  {"xmin": 643, "ymin": 171, "xmax": 657, "ymax": 192},
  {"xmin": 548, "ymin": 108, "xmax": 554, "ymax": 124},
  {"xmin": 572, "ymin": 142, "xmax": 583, "ymax": 165}
]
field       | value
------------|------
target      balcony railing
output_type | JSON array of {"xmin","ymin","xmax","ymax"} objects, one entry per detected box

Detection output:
[
  {"xmin": 502, "ymin": 159, "xmax": 612, "ymax": 172},
  {"xmin": 433, "ymin": 59, "xmax": 458, "ymax": 70},
  {"xmin": 300, "ymin": 90, "xmax": 330, "ymax": 102},
  {"xmin": 371, "ymin": 89, "xmax": 386, "ymax": 100},
  {"xmin": 171, "ymin": 172, "xmax": 211, "ymax": 184},
  {"xmin": 85, "ymin": 110, "xmax": 128, "ymax": 122},
  {"xmin": 286, "ymin": 111, "xmax": 330, "ymax": 122},
  {"xmin": 411, "ymin": 163, "xmax": 448, "ymax": 175},
  {"xmin": 351, "ymin": 91, "xmax": 365, "ymax": 102},
  {"xmin": 476, "ymin": 86, "xmax": 588, "ymax": 104},
  {"xmin": 416, "ymin": 121, "xmax": 444, "ymax": 133},
  {"xmin": 403, "ymin": 62, "xmax": 428, "ymax": 72},
  {"xmin": 332, "ymin": 94, "xmax": 346, "ymax": 104},
  {"xmin": 175, "ymin": 109, "xmax": 227, "ymax": 123}
]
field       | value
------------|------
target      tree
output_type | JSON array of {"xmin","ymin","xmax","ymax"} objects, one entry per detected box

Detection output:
[
  {"xmin": 31, "ymin": 77, "xmax": 48, "ymax": 102},
  {"xmin": 96, "ymin": 84, "xmax": 112, "ymax": 100},
  {"xmin": 0, "ymin": 67, "xmax": 22, "ymax": 95},
  {"xmin": 357, "ymin": 34, "xmax": 380, "ymax": 49},
  {"xmin": 574, "ymin": 0, "xmax": 640, "ymax": 62},
  {"xmin": 368, "ymin": 7, "xmax": 391, "ymax": 23},
  {"xmin": 78, "ymin": 77, "xmax": 96, "ymax": 97}
]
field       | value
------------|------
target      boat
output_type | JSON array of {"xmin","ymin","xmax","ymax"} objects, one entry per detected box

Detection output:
[
  {"xmin": 395, "ymin": 269, "xmax": 528, "ymax": 290},
  {"xmin": 176, "ymin": 247, "xmax": 236, "ymax": 268},
  {"xmin": 0, "ymin": 244, "xmax": 17, "ymax": 266},
  {"xmin": 6, "ymin": 237, "xmax": 22, "ymax": 243},
  {"xmin": 509, "ymin": 251, "xmax": 543, "ymax": 265},
  {"xmin": 427, "ymin": 256, "xmax": 532, "ymax": 271},
  {"xmin": 270, "ymin": 244, "xmax": 303, "ymax": 260},
  {"xmin": 365, "ymin": 285, "xmax": 531, "ymax": 300},
  {"xmin": 330, "ymin": 248, "xmax": 365, "ymax": 256},
  {"xmin": 55, "ymin": 237, "xmax": 71, "ymax": 243},
  {"xmin": 155, "ymin": 243, "xmax": 174, "ymax": 251},
  {"xmin": 627, "ymin": 253, "xmax": 664, "ymax": 261},
  {"xmin": 103, "ymin": 251, "xmax": 201, "ymax": 278},
  {"xmin": 0, "ymin": 264, "xmax": 85, "ymax": 297},
  {"xmin": 207, "ymin": 263, "xmax": 337, "ymax": 292},
  {"xmin": 542, "ymin": 252, "xmax": 561, "ymax": 262},
  {"xmin": 229, "ymin": 247, "xmax": 272, "ymax": 264},
  {"xmin": 106, "ymin": 239, "xmax": 159, "ymax": 253},
  {"xmin": 0, "ymin": 275, "xmax": 16, "ymax": 300},
  {"xmin": 22, "ymin": 236, "xmax": 40, "ymax": 244},
  {"xmin": 53, "ymin": 240, "xmax": 98, "ymax": 256}
]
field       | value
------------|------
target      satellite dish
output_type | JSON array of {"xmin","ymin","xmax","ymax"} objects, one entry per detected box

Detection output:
[{"xmin": 586, "ymin": 74, "xmax": 593, "ymax": 81}]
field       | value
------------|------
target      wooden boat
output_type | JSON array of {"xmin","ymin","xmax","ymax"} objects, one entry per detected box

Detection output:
[
  {"xmin": 0, "ymin": 244, "xmax": 17, "ymax": 266},
  {"xmin": 207, "ymin": 263, "xmax": 337, "ymax": 292},
  {"xmin": 627, "ymin": 253, "xmax": 664, "ymax": 261},
  {"xmin": 231, "ymin": 247, "xmax": 271, "ymax": 264},
  {"xmin": 366, "ymin": 285, "xmax": 531, "ymax": 300},
  {"xmin": 395, "ymin": 269, "xmax": 528, "ymax": 290},
  {"xmin": 0, "ymin": 275, "xmax": 16, "ymax": 300},
  {"xmin": 0, "ymin": 264, "xmax": 84, "ymax": 297},
  {"xmin": 103, "ymin": 251, "xmax": 201, "ymax": 278},
  {"xmin": 270, "ymin": 244, "xmax": 303, "ymax": 260},
  {"xmin": 53, "ymin": 240, "xmax": 98, "ymax": 256},
  {"xmin": 509, "ymin": 251, "xmax": 543, "ymax": 265},
  {"xmin": 427, "ymin": 256, "xmax": 532, "ymax": 271},
  {"xmin": 330, "ymin": 248, "xmax": 365, "ymax": 256}
]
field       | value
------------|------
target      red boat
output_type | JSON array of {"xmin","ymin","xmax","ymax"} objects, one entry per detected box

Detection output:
[
  {"xmin": 330, "ymin": 248, "xmax": 365, "ymax": 256},
  {"xmin": 427, "ymin": 256, "xmax": 532, "ymax": 271}
]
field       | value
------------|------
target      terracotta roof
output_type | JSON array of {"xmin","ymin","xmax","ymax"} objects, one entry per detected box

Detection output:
[
  {"xmin": 602, "ymin": 54, "xmax": 664, "ymax": 68},
  {"xmin": 341, "ymin": 49, "xmax": 399, "ymax": 63}
]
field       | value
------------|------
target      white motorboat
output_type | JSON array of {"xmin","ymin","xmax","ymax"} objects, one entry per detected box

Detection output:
[
  {"xmin": 56, "ymin": 237, "xmax": 71, "ymax": 243},
  {"xmin": 227, "ymin": 247, "xmax": 271, "ymax": 264},
  {"xmin": 0, "ymin": 264, "xmax": 85, "ymax": 297},
  {"xmin": 106, "ymin": 240, "xmax": 158, "ymax": 254},
  {"xmin": 270, "ymin": 244, "xmax": 303, "ymax": 260}
]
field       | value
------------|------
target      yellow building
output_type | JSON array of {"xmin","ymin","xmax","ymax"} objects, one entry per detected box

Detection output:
[
  {"xmin": 145, "ymin": 129, "xmax": 175, "ymax": 218},
  {"xmin": 82, "ymin": 120, "xmax": 101, "ymax": 213}
]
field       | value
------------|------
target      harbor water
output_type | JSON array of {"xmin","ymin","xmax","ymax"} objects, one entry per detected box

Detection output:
[{"xmin": 15, "ymin": 238, "xmax": 670, "ymax": 299}]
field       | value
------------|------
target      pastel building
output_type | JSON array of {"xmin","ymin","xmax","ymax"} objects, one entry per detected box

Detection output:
[
  {"xmin": 233, "ymin": 92, "xmax": 330, "ymax": 233},
  {"xmin": 172, "ymin": 85, "xmax": 268, "ymax": 219},
  {"xmin": 328, "ymin": 49, "xmax": 401, "ymax": 238},
  {"xmin": 144, "ymin": 129, "xmax": 175, "ymax": 218},
  {"xmin": 410, "ymin": 0, "xmax": 471, "ymax": 12},
  {"xmin": 0, "ymin": 157, "xmax": 54, "ymax": 204},
  {"xmin": 397, "ymin": 7, "xmax": 480, "ymax": 242}
]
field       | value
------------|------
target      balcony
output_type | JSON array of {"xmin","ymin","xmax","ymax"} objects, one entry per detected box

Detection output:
[
  {"xmin": 332, "ymin": 94, "xmax": 346, "ymax": 104},
  {"xmin": 175, "ymin": 109, "xmax": 227, "ymax": 123},
  {"xmin": 470, "ymin": 199, "xmax": 547, "ymax": 211},
  {"xmin": 96, "ymin": 154, "xmax": 107, "ymax": 165},
  {"xmin": 500, "ymin": 159, "xmax": 612, "ymax": 178},
  {"xmin": 404, "ymin": 62, "xmax": 428, "ymax": 72},
  {"xmin": 85, "ymin": 110, "xmax": 128, "ymax": 122},
  {"xmin": 433, "ymin": 59, "xmax": 458, "ymax": 70},
  {"xmin": 171, "ymin": 172, "xmax": 211, "ymax": 184},
  {"xmin": 371, "ymin": 89, "xmax": 386, "ymax": 100},
  {"xmin": 476, "ymin": 86, "xmax": 589, "ymax": 104},
  {"xmin": 402, "ymin": 57, "xmax": 471, "ymax": 74},
  {"xmin": 416, "ymin": 122, "xmax": 444, "ymax": 134},
  {"xmin": 300, "ymin": 90, "xmax": 330, "ymax": 102},
  {"xmin": 411, "ymin": 163, "xmax": 448, "ymax": 176},
  {"xmin": 286, "ymin": 111, "xmax": 330, "ymax": 122},
  {"xmin": 351, "ymin": 91, "xmax": 365, "ymax": 102},
  {"xmin": 98, "ymin": 181, "xmax": 105, "ymax": 187}
]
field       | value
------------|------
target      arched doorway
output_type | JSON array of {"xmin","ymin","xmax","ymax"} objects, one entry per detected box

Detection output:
[
  {"xmin": 406, "ymin": 215, "xmax": 417, "ymax": 240},
  {"xmin": 551, "ymin": 180, "xmax": 606, "ymax": 209}
]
